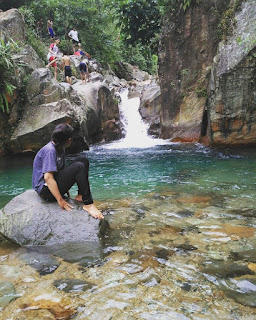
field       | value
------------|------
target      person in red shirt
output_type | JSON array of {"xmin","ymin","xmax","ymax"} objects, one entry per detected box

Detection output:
[{"xmin": 46, "ymin": 37, "xmax": 60, "ymax": 80}]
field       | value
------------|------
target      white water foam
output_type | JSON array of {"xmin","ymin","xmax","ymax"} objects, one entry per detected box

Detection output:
[{"xmin": 103, "ymin": 89, "xmax": 171, "ymax": 149}]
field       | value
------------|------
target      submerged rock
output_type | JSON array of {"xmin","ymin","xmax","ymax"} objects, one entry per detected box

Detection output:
[
  {"xmin": 201, "ymin": 260, "xmax": 254, "ymax": 278},
  {"xmin": 220, "ymin": 278, "xmax": 256, "ymax": 307},
  {"xmin": 21, "ymin": 290, "xmax": 76, "ymax": 320},
  {"xmin": 20, "ymin": 251, "xmax": 60, "ymax": 275},
  {"xmin": 230, "ymin": 249, "xmax": 256, "ymax": 263},
  {"xmin": 0, "ymin": 190, "xmax": 109, "ymax": 247},
  {"xmin": 54, "ymin": 279, "xmax": 94, "ymax": 293},
  {"xmin": 0, "ymin": 282, "xmax": 19, "ymax": 309}
]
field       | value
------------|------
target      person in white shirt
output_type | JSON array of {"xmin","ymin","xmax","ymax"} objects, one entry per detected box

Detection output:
[{"xmin": 68, "ymin": 27, "xmax": 80, "ymax": 54}]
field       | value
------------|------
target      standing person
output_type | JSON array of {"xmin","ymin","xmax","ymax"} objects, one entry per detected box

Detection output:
[
  {"xmin": 62, "ymin": 53, "xmax": 72, "ymax": 85},
  {"xmin": 79, "ymin": 58, "xmax": 89, "ymax": 84},
  {"xmin": 46, "ymin": 37, "xmax": 60, "ymax": 80},
  {"xmin": 32, "ymin": 123, "xmax": 104, "ymax": 219},
  {"xmin": 68, "ymin": 27, "xmax": 80, "ymax": 54},
  {"xmin": 47, "ymin": 19, "xmax": 55, "ymax": 39}
]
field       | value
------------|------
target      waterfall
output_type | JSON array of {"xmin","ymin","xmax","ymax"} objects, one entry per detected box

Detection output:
[{"xmin": 103, "ymin": 88, "xmax": 169, "ymax": 149}]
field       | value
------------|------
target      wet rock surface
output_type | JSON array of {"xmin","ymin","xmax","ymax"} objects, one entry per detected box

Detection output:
[
  {"xmin": 54, "ymin": 279, "xmax": 94, "ymax": 293},
  {"xmin": 0, "ymin": 282, "xmax": 19, "ymax": 309},
  {"xmin": 0, "ymin": 189, "xmax": 109, "ymax": 246},
  {"xmin": 221, "ymin": 278, "xmax": 256, "ymax": 307},
  {"xmin": 201, "ymin": 261, "xmax": 254, "ymax": 278},
  {"xmin": 20, "ymin": 251, "xmax": 61, "ymax": 276},
  {"xmin": 139, "ymin": 81, "xmax": 161, "ymax": 137}
]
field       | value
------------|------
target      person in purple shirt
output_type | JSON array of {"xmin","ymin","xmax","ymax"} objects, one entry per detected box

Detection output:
[{"xmin": 32, "ymin": 123, "xmax": 104, "ymax": 219}]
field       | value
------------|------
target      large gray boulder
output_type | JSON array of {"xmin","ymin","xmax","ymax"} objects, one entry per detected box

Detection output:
[
  {"xmin": 13, "ymin": 45, "xmax": 44, "ymax": 75},
  {"xmin": 0, "ymin": 190, "xmax": 109, "ymax": 246},
  {"xmin": 139, "ymin": 81, "xmax": 161, "ymax": 137},
  {"xmin": 113, "ymin": 61, "xmax": 151, "ymax": 82},
  {"xmin": 10, "ymin": 67, "xmax": 122, "ymax": 153},
  {"xmin": 72, "ymin": 80, "xmax": 122, "ymax": 142},
  {"xmin": 0, "ymin": 9, "xmax": 25, "ymax": 43},
  {"xmin": 10, "ymin": 68, "xmax": 88, "ymax": 153}
]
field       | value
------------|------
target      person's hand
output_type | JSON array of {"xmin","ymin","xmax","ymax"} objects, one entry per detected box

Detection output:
[{"xmin": 57, "ymin": 198, "xmax": 73, "ymax": 212}]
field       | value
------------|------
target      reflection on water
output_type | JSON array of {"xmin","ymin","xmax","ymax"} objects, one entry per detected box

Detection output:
[{"xmin": 0, "ymin": 144, "xmax": 256, "ymax": 319}]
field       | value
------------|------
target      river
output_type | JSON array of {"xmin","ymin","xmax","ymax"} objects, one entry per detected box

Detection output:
[{"xmin": 0, "ymin": 90, "xmax": 255, "ymax": 319}]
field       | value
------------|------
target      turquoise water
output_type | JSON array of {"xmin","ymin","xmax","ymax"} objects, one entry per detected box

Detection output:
[
  {"xmin": 1, "ymin": 143, "xmax": 256, "ymax": 319},
  {"xmin": 1, "ymin": 143, "xmax": 256, "ymax": 208},
  {"xmin": 81, "ymin": 143, "xmax": 256, "ymax": 203}
]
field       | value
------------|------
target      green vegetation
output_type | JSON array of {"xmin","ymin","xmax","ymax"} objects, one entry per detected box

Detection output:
[
  {"xmin": 0, "ymin": 39, "xmax": 19, "ymax": 113},
  {"xmin": 181, "ymin": 0, "xmax": 200, "ymax": 12},
  {"xmin": 16, "ymin": 0, "xmax": 178, "ymax": 74},
  {"xmin": 217, "ymin": 0, "xmax": 243, "ymax": 40},
  {"xmin": 18, "ymin": 74, "xmax": 31, "ymax": 119},
  {"xmin": 195, "ymin": 86, "xmax": 207, "ymax": 98},
  {"xmin": 0, "ymin": 0, "xmax": 207, "ymax": 75},
  {"xmin": 19, "ymin": 7, "xmax": 47, "ymax": 62}
]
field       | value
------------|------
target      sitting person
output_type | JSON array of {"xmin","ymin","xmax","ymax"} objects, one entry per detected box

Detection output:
[{"xmin": 32, "ymin": 123, "xmax": 104, "ymax": 219}]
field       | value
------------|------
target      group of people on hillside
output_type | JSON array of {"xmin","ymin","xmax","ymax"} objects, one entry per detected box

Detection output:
[
  {"xmin": 45, "ymin": 19, "xmax": 90, "ymax": 85},
  {"xmin": 32, "ymin": 20, "xmax": 103, "ymax": 220}
]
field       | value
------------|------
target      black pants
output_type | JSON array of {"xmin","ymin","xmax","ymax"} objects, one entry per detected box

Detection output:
[{"xmin": 40, "ymin": 156, "xmax": 93, "ymax": 205}]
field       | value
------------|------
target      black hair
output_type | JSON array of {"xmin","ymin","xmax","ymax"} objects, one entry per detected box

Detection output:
[{"xmin": 51, "ymin": 123, "xmax": 74, "ymax": 147}]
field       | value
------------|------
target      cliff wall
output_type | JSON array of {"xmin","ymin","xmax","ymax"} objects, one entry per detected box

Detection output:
[
  {"xmin": 208, "ymin": 0, "xmax": 256, "ymax": 145},
  {"xmin": 158, "ymin": 0, "xmax": 256, "ymax": 146}
]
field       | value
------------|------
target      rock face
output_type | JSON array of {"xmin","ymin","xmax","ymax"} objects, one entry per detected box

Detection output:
[
  {"xmin": 10, "ymin": 68, "xmax": 89, "ymax": 153},
  {"xmin": 139, "ymin": 81, "xmax": 161, "ymax": 136},
  {"xmin": 72, "ymin": 79, "xmax": 122, "ymax": 143},
  {"xmin": 0, "ymin": 190, "xmax": 109, "ymax": 246},
  {"xmin": 3, "ymin": 58, "xmax": 122, "ymax": 155},
  {"xmin": 159, "ymin": 0, "xmax": 229, "ymax": 142},
  {"xmin": 158, "ymin": 0, "xmax": 256, "ymax": 145},
  {"xmin": 113, "ymin": 61, "xmax": 151, "ymax": 82},
  {"xmin": 0, "ymin": 9, "xmax": 45, "ymax": 156},
  {"xmin": 0, "ymin": 9, "xmax": 26, "ymax": 43},
  {"xmin": 207, "ymin": 0, "xmax": 256, "ymax": 145}
]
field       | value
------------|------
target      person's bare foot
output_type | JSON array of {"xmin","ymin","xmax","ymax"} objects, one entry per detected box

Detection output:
[{"xmin": 83, "ymin": 204, "xmax": 104, "ymax": 219}]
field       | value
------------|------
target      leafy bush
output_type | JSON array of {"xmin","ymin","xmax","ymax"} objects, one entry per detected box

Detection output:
[
  {"xmin": 26, "ymin": 28, "xmax": 48, "ymax": 62},
  {"xmin": 0, "ymin": 39, "xmax": 19, "ymax": 113},
  {"xmin": 58, "ymin": 40, "xmax": 73, "ymax": 55},
  {"xmin": 20, "ymin": 7, "xmax": 47, "ymax": 62}
]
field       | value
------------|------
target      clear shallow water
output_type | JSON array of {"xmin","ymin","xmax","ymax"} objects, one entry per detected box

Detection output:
[{"xmin": 0, "ymin": 143, "xmax": 256, "ymax": 319}]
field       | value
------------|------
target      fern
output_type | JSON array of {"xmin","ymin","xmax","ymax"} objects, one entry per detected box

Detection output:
[{"xmin": 0, "ymin": 39, "xmax": 19, "ymax": 113}]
